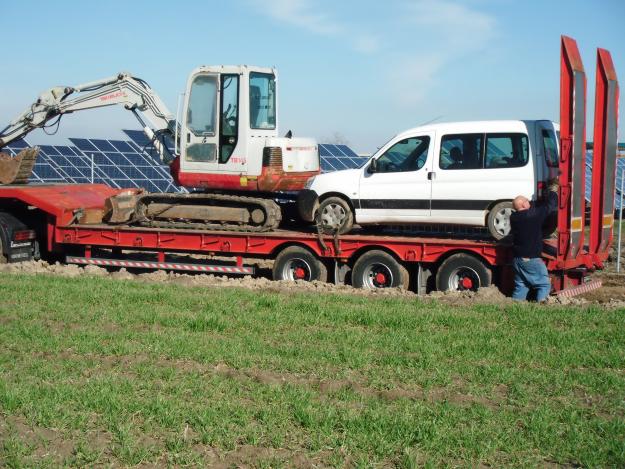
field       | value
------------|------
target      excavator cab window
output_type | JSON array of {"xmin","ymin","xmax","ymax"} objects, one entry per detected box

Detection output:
[
  {"xmin": 220, "ymin": 75, "xmax": 239, "ymax": 163},
  {"xmin": 249, "ymin": 73, "xmax": 276, "ymax": 130},
  {"xmin": 185, "ymin": 74, "xmax": 218, "ymax": 162},
  {"xmin": 187, "ymin": 75, "xmax": 217, "ymax": 136}
]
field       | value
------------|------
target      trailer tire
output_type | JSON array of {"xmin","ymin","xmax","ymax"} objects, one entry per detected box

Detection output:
[
  {"xmin": 487, "ymin": 201, "xmax": 514, "ymax": 240},
  {"xmin": 436, "ymin": 253, "xmax": 491, "ymax": 292},
  {"xmin": 352, "ymin": 250, "xmax": 409, "ymax": 289},
  {"xmin": 273, "ymin": 246, "xmax": 328, "ymax": 282},
  {"xmin": 0, "ymin": 236, "xmax": 6, "ymax": 264},
  {"xmin": 315, "ymin": 196, "xmax": 354, "ymax": 235}
]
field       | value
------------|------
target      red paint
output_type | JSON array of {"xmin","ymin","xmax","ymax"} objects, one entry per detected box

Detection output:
[
  {"xmin": 461, "ymin": 276, "xmax": 473, "ymax": 289},
  {"xmin": 294, "ymin": 267, "xmax": 306, "ymax": 279},
  {"xmin": 375, "ymin": 272, "xmax": 387, "ymax": 285},
  {"xmin": 558, "ymin": 35, "xmax": 587, "ymax": 265},
  {"xmin": 589, "ymin": 48, "xmax": 620, "ymax": 261},
  {"xmin": 169, "ymin": 155, "xmax": 318, "ymax": 192}
]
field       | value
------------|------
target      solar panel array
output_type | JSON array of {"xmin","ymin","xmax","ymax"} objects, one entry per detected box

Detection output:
[
  {"xmin": 2, "ymin": 134, "xmax": 184, "ymax": 193},
  {"xmin": 585, "ymin": 152, "xmax": 625, "ymax": 211},
  {"xmin": 2, "ymin": 133, "xmax": 364, "ymax": 191},
  {"xmin": 318, "ymin": 143, "xmax": 367, "ymax": 172}
]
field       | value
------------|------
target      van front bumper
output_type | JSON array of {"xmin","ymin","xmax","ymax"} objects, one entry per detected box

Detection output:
[{"xmin": 297, "ymin": 189, "xmax": 319, "ymax": 222}]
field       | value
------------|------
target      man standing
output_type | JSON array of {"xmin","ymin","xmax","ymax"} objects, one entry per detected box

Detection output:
[{"xmin": 509, "ymin": 181, "xmax": 559, "ymax": 301}]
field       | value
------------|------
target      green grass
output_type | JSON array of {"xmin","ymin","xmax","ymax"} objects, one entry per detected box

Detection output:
[{"xmin": 0, "ymin": 273, "xmax": 624, "ymax": 467}]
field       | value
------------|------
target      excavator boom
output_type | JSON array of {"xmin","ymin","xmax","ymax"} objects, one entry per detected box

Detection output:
[{"xmin": 0, "ymin": 73, "xmax": 177, "ymax": 184}]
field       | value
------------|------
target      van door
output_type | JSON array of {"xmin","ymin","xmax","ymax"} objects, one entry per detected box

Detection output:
[
  {"xmin": 430, "ymin": 132, "xmax": 533, "ymax": 226},
  {"xmin": 357, "ymin": 133, "xmax": 433, "ymax": 223}
]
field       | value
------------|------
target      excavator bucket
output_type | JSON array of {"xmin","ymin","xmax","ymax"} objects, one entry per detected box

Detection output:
[{"xmin": 0, "ymin": 147, "xmax": 39, "ymax": 185}]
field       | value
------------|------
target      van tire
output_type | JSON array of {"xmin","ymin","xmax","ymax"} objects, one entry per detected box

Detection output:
[
  {"xmin": 487, "ymin": 201, "xmax": 514, "ymax": 240},
  {"xmin": 315, "ymin": 196, "xmax": 354, "ymax": 235},
  {"xmin": 352, "ymin": 250, "xmax": 409, "ymax": 289},
  {"xmin": 273, "ymin": 246, "xmax": 328, "ymax": 282},
  {"xmin": 436, "ymin": 253, "xmax": 491, "ymax": 292}
]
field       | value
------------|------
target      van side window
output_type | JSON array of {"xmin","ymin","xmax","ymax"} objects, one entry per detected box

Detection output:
[
  {"xmin": 484, "ymin": 133, "xmax": 529, "ymax": 168},
  {"xmin": 440, "ymin": 134, "xmax": 482, "ymax": 170},
  {"xmin": 541, "ymin": 129, "xmax": 559, "ymax": 167},
  {"xmin": 374, "ymin": 136, "xmax": 430, "ymax": 173}
]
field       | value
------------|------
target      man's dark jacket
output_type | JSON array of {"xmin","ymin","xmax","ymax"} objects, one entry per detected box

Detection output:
[{"xmin": 510, "ymin": 190, "xmax": 558, "ymax": 258}]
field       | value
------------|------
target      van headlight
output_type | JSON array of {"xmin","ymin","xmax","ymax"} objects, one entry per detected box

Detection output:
[{"xmin": 304, "ymin": 176, "xmax": 316, "ymax": 189}]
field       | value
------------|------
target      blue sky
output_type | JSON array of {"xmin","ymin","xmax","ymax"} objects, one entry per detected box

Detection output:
[{"xmin": 0, "ymin": 0, "xmax": 623, "ymax": 153}]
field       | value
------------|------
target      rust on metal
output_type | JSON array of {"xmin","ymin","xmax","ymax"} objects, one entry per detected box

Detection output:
[
  {"xmin": 104, "ymin": 190, "xmax": 144, "ymax": 224},
  {"xmin": 0, "ymin": 147, "xmax": 39, "ymax": 185}
]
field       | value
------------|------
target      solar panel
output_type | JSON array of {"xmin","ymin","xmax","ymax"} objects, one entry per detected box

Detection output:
[{"xmin": 318, "ymin": 142, "xmax": 367, "ymax": 173}]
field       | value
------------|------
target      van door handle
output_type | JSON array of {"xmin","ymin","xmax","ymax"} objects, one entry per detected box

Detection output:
[{"xmin": 427, "ymin": 171, "xmax": 436, "ymax": 180}]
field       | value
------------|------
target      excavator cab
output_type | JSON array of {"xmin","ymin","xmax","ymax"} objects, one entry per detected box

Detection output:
[{"xmin": 174, "ymin": 65, "xmax": 319, "ymax": 192}]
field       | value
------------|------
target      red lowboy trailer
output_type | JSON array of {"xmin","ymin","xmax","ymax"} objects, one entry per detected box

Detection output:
[{"xmin": 0, "ymin": 37, "xmax": 618, "ymax": 297}]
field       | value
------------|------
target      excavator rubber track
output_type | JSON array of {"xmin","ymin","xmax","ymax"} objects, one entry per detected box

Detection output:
[
  {"xmin": 0, "ymin": 147, "xmax": 39, "ymax": 185},
  {"xmin": 133, "ymin": 193, "xmax": 282, "ymax": 232}
]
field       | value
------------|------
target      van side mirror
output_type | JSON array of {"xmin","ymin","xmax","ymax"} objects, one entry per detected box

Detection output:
[{"xmin": 369, "ymin": 158, "xmax": 378, "ymax": 173}]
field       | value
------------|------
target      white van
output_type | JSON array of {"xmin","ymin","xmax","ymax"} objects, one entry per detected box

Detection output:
[{"xmin": 298, "ymin": 120, "xmax": 560, "ymax": 239}]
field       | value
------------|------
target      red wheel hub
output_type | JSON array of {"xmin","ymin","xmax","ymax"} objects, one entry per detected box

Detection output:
[
  {"xmin": 374, "ymin": 272, "xmax": 387, "ymax": 285},
  {"xmin": 294, "ymin": 267, "xmax": 307, "ymax": 279},
  {"xmin": 461, "ymin": 276, "xmax": 473, "ymax": 289}
]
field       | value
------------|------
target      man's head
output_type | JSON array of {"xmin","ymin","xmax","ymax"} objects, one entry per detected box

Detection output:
[{"xmin": 513, "ymin": 195, "xmax": 531, "ymax": 211}]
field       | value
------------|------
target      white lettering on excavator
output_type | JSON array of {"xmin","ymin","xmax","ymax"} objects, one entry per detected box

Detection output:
[
  {"xmin": 100, "ymin": 91, "xmax": 126, "ymax": 102},
  {"xmin": 286, "ymin": 146, "xmax": 316, "ymax": 152}
]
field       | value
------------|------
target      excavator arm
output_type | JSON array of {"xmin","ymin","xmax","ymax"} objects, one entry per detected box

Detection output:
[{"xmin": 0, "ymin": 73, "xmax": 179, "ymax": 183}]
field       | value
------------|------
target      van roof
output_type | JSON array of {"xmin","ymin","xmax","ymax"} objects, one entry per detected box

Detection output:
[{"xmin": 394, "ymin": 119, "xmax": 556, "ymax": 139}]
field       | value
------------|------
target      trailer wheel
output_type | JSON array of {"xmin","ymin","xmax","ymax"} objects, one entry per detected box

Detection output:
[
  {"xmin": 352, "ymin": 250, "xmax": 409, "ymax": 289},
  {"xmin": 273, "ymin": 246, "xmax": 328, "ymax": 282},
  {"xmin": 487, "ymin": 201, "xmax": 514, "ymax": 240},
  {"xmin": 436, "ymin": 253, "xmax": 491, "ymax": 292},
  {"xmin": 315, "ymin": 196, "xmax": 354, "ymax": 235}
]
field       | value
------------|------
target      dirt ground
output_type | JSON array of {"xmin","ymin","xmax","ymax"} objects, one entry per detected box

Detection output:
[{"xmin": 0, "ymin": 253, "xmax": 623, "ymax": 308}]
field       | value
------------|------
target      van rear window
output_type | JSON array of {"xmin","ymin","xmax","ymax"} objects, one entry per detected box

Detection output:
[
  {"xmin": 484, "ymin": 133, "xmax": 529, "ymax": 168},
  {"xmin": 542, "ymin": 129, "xmax": 559, "ymax": 167}
]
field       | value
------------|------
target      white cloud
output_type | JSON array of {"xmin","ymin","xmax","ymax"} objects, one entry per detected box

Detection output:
[
  {"xmin": 388, "ymin": 0, "xmax": 497, "ymax": 107},
  {"xmin": 248, "ymin": 0, "xmax": 380, "ymax": 54},
  {"xmin": 254, "ymin": 0, "xmax": 340, "ymax": 35},
  {"xmin": 406, "ymin": 0, "xmax": 496, "ymax": 49}
]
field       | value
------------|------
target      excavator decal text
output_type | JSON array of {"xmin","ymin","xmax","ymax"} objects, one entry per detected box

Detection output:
[
  {"xmin": 100, "ymin": 91, "xmax": 127, "ymax": 102},
  {"xmin": 230, "ymin": 156, "xmax": 246, "ymax": 164}
]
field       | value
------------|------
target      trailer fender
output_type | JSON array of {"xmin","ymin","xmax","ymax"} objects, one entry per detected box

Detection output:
[{"xmin": 0, "ymin": 212, "xmax": 35, "ymax": 263}]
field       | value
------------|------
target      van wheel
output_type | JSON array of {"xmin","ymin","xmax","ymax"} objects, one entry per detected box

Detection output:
[
  {"xmin": 436, "ymin": 253, "xmax": 491, "ymax": 292},
  {"xmin": 487, "ymin": 201, "xmax": 514, "ymax": 240},
  {"xmin": 352, "ymin": 250, "xmax": 409, "ymax": 289},
  {"xmin": 315, "ymin": 197, "xmax": 354, "ymax": 235},
  {"xmin": 273, "ymin": 246, "xmax": 327, "ymax": 282}
]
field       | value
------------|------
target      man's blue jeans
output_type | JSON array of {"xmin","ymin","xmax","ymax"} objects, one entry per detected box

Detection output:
[{"xmin": 512, "ymin": 257, "xmax": 551, "ymax": 301}]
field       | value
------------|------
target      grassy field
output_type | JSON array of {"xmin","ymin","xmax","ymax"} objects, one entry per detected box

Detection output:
[{"xmin": 0, "ymin": 274, "xmax": 624, "ymax": 467}]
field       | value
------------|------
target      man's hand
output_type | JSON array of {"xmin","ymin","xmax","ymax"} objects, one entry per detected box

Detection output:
[{"xmin": 547, "ymin": 178, "xmax": 559, "ymax": 193}]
